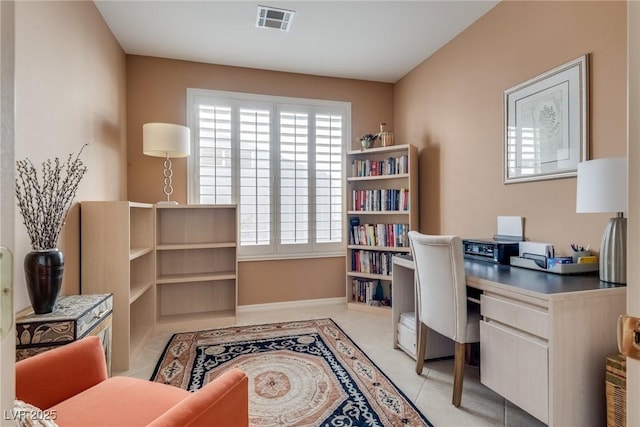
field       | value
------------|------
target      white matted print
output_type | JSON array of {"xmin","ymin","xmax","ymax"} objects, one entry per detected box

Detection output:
[{"xmin": 504, "ymin": 55, "xmax": 589, "ymax": 183}]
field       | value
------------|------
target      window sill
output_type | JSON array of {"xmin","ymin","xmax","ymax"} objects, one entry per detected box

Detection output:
[{"xmin": 238, "ymin": 251, "xmax": 345, "ymax": 262}]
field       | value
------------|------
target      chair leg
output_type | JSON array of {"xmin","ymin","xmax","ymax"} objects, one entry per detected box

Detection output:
[
  {"xmin": 452, "ymin": 342, "xmax": 466, "ymax": 407},
  {"xmin": 415, "ymin": 322, "xmax": 428, "ymax": 374}
]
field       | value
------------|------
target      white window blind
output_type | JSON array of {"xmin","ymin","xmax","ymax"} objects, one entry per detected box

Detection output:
[
  {"xmin": 197, "ymin": 104, "xmax": 233, "ymax": 204},
  {"xmin": 188, "ymin": 89, "xmax": 349, "ymax": 260},
  {"xmin": 279, "ymin": 111, "xmax": 309, "ymax": 245},
  {"xmin": 239, "ymin": 108, "xmax": 271, "ymax": 246},
  {"xmin": 315, "ymin": 114, "xmax": 343, "ymax": 243}
]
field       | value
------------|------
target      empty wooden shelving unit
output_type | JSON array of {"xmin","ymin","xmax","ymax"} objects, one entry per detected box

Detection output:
[
  {"xmin": 81, "ymin": 201, "xmax": 156, "ymax": 373},
  {"xmin": 154, "ymin": 204, "xmax": 238, "ymax": 332}
]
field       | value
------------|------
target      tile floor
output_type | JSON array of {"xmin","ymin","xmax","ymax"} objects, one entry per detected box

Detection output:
[{"xmin": 122, "ymin": 302, "xmax": 545, "ymax": 427}]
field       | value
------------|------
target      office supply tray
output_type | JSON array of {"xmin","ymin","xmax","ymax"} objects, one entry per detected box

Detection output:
[{"xmin": 510, "ymin": 256, "xmax": 599, "ymax": 275}]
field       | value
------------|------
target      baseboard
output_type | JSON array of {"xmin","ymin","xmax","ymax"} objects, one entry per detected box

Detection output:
[{"xmin": 237, "ymin": 297, "xmax": 345, "ymax": 313}]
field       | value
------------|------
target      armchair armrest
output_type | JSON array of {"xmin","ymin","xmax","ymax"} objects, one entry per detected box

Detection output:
[
  {"xmin": 149, "ymin": 368, "xmax": 249, "ymax": 427},
  {"xmin": 16, "ymin": 336, "xmax": 108, "ymax": 409}
]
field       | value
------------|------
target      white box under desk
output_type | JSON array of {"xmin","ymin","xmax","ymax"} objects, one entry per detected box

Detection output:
[{"xmin": 391, "ymin": 255, "xmax": 455, "ymax": 360}]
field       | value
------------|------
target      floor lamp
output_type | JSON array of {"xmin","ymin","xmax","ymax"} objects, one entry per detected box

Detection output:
[
  {"xmin": 143, "ymin": 123, "xmax": 191, "ymax": 204},
  {"xmin": 576, "ymin": 157, "xmax": 628, "ymax": 284}
]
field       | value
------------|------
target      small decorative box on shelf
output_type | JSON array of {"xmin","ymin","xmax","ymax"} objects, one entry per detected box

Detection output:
[{"xmin": 16, "ymin": 293, "xmax": 113, "ymax": 374}]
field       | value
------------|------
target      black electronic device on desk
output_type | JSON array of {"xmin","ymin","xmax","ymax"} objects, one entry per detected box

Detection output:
[
  {"xmin": 462, "ymin": 216, "xmax": 524, "ymax": 265},
  {"xmin": 462, "ymin": 237, "xmax": 520, "ymax": 265}
]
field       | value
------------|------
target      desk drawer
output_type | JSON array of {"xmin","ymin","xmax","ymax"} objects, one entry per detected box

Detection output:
[
  {"xmin": 481, "ymin": 320, "xmax": 549, "ymax": 424},
  {"xmin": 481, "ymin": 293, "xmax": 549, "ymax": 339}
]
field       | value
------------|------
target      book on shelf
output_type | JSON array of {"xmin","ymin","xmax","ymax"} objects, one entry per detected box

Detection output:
[
  {"xmin": 351, "ymin": 250, "xmax": 394, "ymax": 275},
  {"xmin": 349, "ymin": 217, "xmax": 360, "ymax": 245},
  {"xmin": 351, "ymin": 189, "xmax": 409, "ymax": 212},
  {"xmin": 351, "ymin": 278, "xmax": 391, "ymax": 307},
  {"xmin": 349, "ymin": 222, "xmax": 410, "ymax": 248},
  {"xmin": 351, "ymin": 155, "xmax": 409, "ymax": 177}
]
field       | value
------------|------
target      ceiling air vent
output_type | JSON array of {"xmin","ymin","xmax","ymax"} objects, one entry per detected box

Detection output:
[{"xmin": 256, "ymin": 5, "xmax": 295, "ymax": 32}]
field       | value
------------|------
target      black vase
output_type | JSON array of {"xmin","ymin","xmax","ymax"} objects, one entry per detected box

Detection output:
[{"xmin": 24, "ymin": 249, "xmax": 64, "ymax": 314}]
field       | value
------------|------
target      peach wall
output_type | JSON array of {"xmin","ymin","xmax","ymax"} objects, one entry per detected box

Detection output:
[
  {"xmin": 238, "ymin": 258, "xmax": 345, "ymax": 306},
  {"xmin": 14, "ymin": 1, "xmax": 127, "ymax": 310},
  {"xmin": 395, "ymin": 0, "xmax": 627, "ymax": 257},
  {"xmin": 126, "ymin": 56, "xmax": 391, "ymax": 305}
]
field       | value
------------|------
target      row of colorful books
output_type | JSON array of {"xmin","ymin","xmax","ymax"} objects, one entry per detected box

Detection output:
[
  {"xmin": 351, "ymin": 155, "xmax": 409, "ymax": 177},
  {"xmin": 349, "ymin": 220, "xmax": 410, "ymax": 248},
  {"xmin": 351, "ymin": 189, "xmax": 409, "ymax": 212},
  {"xmin": 351, "ymin": 279, "xmax": 385, "ymax": 304},
  {"xmin": 350, "ymin": 250, "xmax": 395, "ymax": 275}
]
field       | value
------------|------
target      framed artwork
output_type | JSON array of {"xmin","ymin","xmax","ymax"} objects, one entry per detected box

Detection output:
[{"xmin": 503, "ymin": 55, "xmax": 589, "ymax": 184}]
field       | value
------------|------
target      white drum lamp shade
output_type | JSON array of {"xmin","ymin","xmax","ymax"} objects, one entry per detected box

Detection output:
[
  {"xmin": 576, "ymin": 157, "xmax": 627, "ymax": 284},
  {"xmin": 143, "ymin": 123, "xmax": 190, "ymax": 158},
  {"xmin": 143, "ymin": 123, "xmax": 191, "ymax": 204}
]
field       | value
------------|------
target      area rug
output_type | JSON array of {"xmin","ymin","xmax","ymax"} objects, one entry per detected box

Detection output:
[{"xmin": 150, "ymin": 318, "xmax": 433, "ymax": 427}]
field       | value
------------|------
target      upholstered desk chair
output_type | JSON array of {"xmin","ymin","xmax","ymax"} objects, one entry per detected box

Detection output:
[{"xmin": 407, "ymin": 232, "xmax": 480, "ymax": 407}]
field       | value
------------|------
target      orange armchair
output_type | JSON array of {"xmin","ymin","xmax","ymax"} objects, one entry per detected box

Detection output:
[{"xmin": 15, "ymin": 336, "xmax": 248, "ymax": 427}]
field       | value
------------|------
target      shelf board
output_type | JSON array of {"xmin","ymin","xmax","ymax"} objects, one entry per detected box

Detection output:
[
  {"xmin": 347, "ymin": 271, "xmax": 392, "ymax": 280},
  {"xmin": 157, "ymin": 271, "xmax": 236, "ymax": 284},
  {"xmin": 155, "ymin": 203, "xmax": 237, "ymax": 210},
  {"xmin": 156, "ymin": 242, "xmax": 237, "ymax": 250},
  {"xmin": 129, "ymin": 246, "xmax": 154, "ymax": 260},
  {"xmin": 347, "ymin": 144, "xmax": 412, "ymax": 156},
  {"xmin": 346, "ymin": 301, "xmax": 392, "ymax": 316},
  {"xmin": 129, "ymin": 280, "xmax": 154, "ymax": 304},
  {"xmin": 155, "ymin": 309, "xmax": 236, "ymax": 333},
  {"xmin": 129, "ymin": 202, "xmax": 154, "ymax": 209},
  {"xmin": 128, "ymin": 324, "xmax": 154, "ymax": 368},
  {"xmin": 347, "ymin": 173, "xmax": 409, "ymax": 182},
  {"xmin": 347, "ymin": 210, "xmax": 409, "ymax": 215},
  {"xmin": 348, "ymin": 245, "xmax": 410, "ymax": 253}
]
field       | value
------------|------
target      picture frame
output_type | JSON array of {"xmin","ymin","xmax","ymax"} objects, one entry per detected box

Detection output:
[{"xmin": 504, "ymin": 55, "xmax": 589, "ymax": 184}]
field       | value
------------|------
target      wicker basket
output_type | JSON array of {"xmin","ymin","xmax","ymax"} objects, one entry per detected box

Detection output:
[{"xmin": 606, "ymin": 354, "xmax": 626, "ymax": 427}]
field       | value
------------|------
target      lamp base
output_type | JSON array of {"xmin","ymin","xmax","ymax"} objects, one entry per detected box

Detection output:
[
  {"xmin": 157, "ymin": 200, "xmax": 179, "ymax": 205},
  {"xmin": 599, "ymin": 215, "xmax": 626, "ymax": 284}
]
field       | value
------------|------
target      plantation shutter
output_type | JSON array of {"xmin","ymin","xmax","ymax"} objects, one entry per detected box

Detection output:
[
  {"xmin": 279, "ymin": 111, "xmax": 309, "ymax": 245},
  {"xmin": 315, "ymin": 113, "xmax": 343, "ymax": 243},
  {"xmin": 239, "ymin": 107, "xmax": 271, "ymax": 246},
  {"xmin": 188, "ymin": 88, "xmax": 349, "ymax": 259},
  {"xmin": 196, "ymin": 104, "xmax": 233, "ymax": 204}
]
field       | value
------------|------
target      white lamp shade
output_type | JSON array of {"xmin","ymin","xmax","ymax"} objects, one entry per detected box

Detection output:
[
  {"xmin": 576, "ymin": 156, "xmax": 627, "ymax": 213},
  {"xmin": 143, "ymin": 123, "xmax": 191, "ymax": 158}
]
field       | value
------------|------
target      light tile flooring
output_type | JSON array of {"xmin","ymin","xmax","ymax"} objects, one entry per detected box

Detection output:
[{"xmin": 122, "ymin": 302, "xmax": 545, "ymax": 427}]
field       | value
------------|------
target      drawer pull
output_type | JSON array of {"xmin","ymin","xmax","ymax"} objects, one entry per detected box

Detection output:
[{"xmin": 92, "ymin": 310, "xmax": 107, "ymax": 321}]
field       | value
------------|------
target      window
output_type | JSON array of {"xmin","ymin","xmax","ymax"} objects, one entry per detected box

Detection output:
[{"xmin": 188, "ymin": 89, "xmax": 349, "ymax": 259}]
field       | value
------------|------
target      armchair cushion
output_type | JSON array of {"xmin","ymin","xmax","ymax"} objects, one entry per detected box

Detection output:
[
  {"xmin": 15, "ymin": 336, "xmax": 108, "ymax": 410},
  {"xmin": 51, "ymin": 377, "xmax": 189, "ymax": 427},
  {"xmin": 16, "ymin": 336, "xmax": 249, "ymax": 427}
]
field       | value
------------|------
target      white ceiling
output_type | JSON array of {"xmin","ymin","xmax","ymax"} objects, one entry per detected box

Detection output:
[{"xmin": 95, "ymin": 1, "xmax": 499, "ymax": 83}]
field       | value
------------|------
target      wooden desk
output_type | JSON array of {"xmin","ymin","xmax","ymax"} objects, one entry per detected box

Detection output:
[{"xmin": 391, "ymin": 256, "xmax": 625, "ymax": 427}]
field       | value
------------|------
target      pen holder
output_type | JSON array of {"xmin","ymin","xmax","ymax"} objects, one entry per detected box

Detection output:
[{"xmin": 572, "ymin": 250, "xmax": 591, "ymax": 263}]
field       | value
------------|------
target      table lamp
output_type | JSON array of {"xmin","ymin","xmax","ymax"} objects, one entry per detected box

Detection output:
[
  {"xmin": 143, "ymin": 123, "xmax": 191, "ymax": 204},
  {"xmin": 576, "ymin": 156, "xmax": 627, "ymax": 284}
]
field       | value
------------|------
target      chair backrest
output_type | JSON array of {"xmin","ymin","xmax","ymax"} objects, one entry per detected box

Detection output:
[{"xmin": 408, "ymin": 232, "xmax": 468, "ymax": 342}]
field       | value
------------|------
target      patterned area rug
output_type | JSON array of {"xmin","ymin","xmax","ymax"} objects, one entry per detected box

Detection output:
[{"xmin": 151, "ymin": 318, "xmax": 432, "ymax": 427}]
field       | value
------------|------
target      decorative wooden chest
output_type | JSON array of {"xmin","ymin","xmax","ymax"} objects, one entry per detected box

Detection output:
[{"xmin": 16, "ymin": 293, "xmax": 113, "ymax": 374}]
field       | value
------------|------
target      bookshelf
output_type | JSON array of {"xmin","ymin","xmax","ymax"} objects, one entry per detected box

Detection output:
[
  {"xmin": 154, "ymin": 204, "xmax": 237, "ymax": 332},
  {"xmin": 346, "ymin": 144, "xmax": 419, "ymax": 315},
  {"xmin": 81, "ymin": 201, "xmax": 155, "ymax": 372}
]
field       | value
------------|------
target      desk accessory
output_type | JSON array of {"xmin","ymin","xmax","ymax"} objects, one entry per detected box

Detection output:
[
  {"xmin": 513, "ymin": 241, "xmax": 599, "ymax": 274},
  {"xmin": 576, "ymin": 157, "xmax": 627, "ymax": 284},
  {"xmin": 510, "ymin": 256, "xmax": 599, "ymax": 274},
  {"xmin": 462, "ymin": 216, "xmax": 523, "ymax": 264}
]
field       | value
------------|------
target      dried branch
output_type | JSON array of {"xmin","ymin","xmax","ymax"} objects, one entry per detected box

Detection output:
[{"xmin": 15, "ymin": 144, "xmax": 88, "ymax": 250}]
